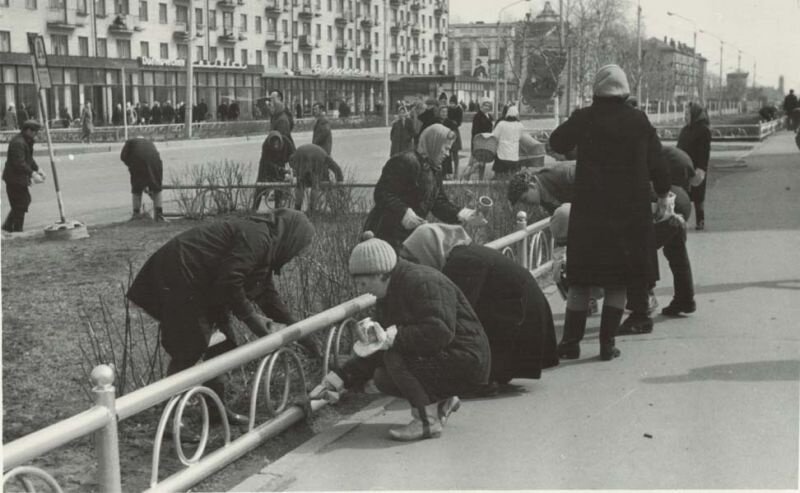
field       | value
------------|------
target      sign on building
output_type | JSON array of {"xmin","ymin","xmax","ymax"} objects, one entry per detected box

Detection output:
[{"xmin": 27, "ymin": 33, "xmax": 52, "ymax": 89}]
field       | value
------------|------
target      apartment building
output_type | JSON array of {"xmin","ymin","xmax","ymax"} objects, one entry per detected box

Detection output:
[{"xmin": 0, "ymin": 0, "xmax": 449, "ymax": 123}]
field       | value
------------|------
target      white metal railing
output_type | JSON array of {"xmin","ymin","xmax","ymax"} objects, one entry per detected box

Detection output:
[{"xmin": 2, "ymin": 210, "xmax": 552, "ymax": 492}]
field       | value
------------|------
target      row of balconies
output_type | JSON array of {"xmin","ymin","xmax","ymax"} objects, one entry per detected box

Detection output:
[{"xmin": 389, "ymin": 47, "xmax": 447, "ymax": 60}]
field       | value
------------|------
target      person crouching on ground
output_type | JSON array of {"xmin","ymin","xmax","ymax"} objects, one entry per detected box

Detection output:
[
  {"xmin": 120, "ymin": 136, "xmax": 165, "ymax": 221},
  {"xmin": 400, "ymin": 224, "xmax": 558, "ymax": 396},
  {"xmin": 311, "ymin": 232, "xmax": 491, "ymax": 441},
  {"xmin": 363, "ymin": 123, "xmax": 486, "ymax": 249},
  {"xmin": 254, "ymin": 131, "xmax": 292, "ymax": 211},
  {"xmin": 127, "ymin": 210, "xmax": 318, "ymax": 421},
  {"xmin": 288, "ymin": 143, "xmax": 344, "ymax": 212},
  {"xmin": 548, "ymin": 64, "xmax": 671, "ymax": 361}
]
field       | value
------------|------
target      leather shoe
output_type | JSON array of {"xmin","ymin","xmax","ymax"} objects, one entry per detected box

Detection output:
[{"xmin": 661, "ymin": 299, "xmax": 697, "ymax": 317}]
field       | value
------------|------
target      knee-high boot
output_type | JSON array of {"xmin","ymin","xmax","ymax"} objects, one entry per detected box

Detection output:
[
  {"xmin": 558, "ymin": 309, "xmax": 587, "ymax": 359},
  {"xmin": 599, "ymin": 306, "xmax": 623, "ymax": 361}
]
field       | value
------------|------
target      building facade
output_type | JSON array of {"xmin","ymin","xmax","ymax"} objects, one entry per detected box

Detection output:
[
  {"xmin": 0, "ymin": 0, "xmax": 449, "ymax": 124},
  {"xmin": 642, "ymin": 36, "xmax": 707, "ymax": 103}
]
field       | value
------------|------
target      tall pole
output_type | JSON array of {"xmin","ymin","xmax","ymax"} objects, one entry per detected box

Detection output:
[
  {"xmin": 121, "ymin": 66, "xmax": 128, "ymax": 140},
  {"xmin": 636, "ymin": 0, "xmax": 642, "ymax": 103},
  {"xmin": 383, "ymin": 0, "xmax": 389, "ymax": 126},
  {"xmin": 719, "ymin": 41, "xmax": 723, "ymax": 115},
  {"xmin": 494, "ymin": 24, "xmax": 501, "ymax": 117},
  {"xmin": 186, "ymin": 3, "xmax": 194, "ymax": 138}
]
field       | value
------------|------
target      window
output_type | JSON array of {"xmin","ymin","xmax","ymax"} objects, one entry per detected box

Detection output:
[
  {"xmin": 223, "ymin": 47, "xmax": 233, "ymax": 61},
  {"xmin": 347, "ymin": 28, "xmax": 352, "ymax": 40},
  {"xmin": 327, "ymin": 25, "xmax": 332, "ymax": 41},
  {"xmin": 222, "ymin": 11, "xmax": 233, "ymax": 30},
  {"xmin": 336, "ymin": 56, "xmax": 343, "ymax": 68},
  {"xmin": 116, "ymin": 39, "xmax": 130, "ymax": 58},
  {"xmin": 140, "ymin": 40, "xmax": 149, "ymax": 57},
  {"xmin": 282, "ymin": 51, "xmax": 288, "ymax": 68},
  {"xmin": 326, "ymin": 0, "xmax": 330, "ymax": 11},
  {"xmin": 77, "ymin": 0, "xmax": 87, "ymax": 13},
  {"xmin": 315, "ymin": 54, "xmax": 321, "ymax": 65},
  {"xmin": 0, "ymin": 0, "xmax": 9, "ymax": 7},
  {"xmin": 115, "ymin": 0, "xmax": 128, "ymax": 14},
  {"xmin": 315, "ymin": 24, "xmax": 321, "ymax": 39},
  {"xmin": 0, "ymin": 31, "xmax": 10, "ymax": 53},
  {"xmin": 255, "ymin": 49, "xmax": 262, "ymax": 65},
  {"xmin": 176, "ymin": 5, "xmax": 187, "ymax": 23},
  {"xmin": 292, "ymin": 20, "xmax": 297, "ymax": 35},
  {"xmin": 139, "ymin": 0, "xmax": 147, "ymax": 20},
  {"xmin": 50, "ymin": 34, "xmax": 68, "ymax": 55},
  {"xmin": 240, "ymin": 13, "xmax": 246, "ymax": 31},
  {"xmin": 478, "ymin": 47, "xmax": 488, "ymax": 57},
  {"xmin": 195, "ymin": 7, "xmax": 202, "ymax": 27},
  {"xmin": 25, "ymin": 0, "xmax": 36, "ymax": 9},
  {"xmin": 356, "ymin": 30, "xmax": 360, "ymax": 44},
  {"xmin": 347, "ymin": 57, "xmax": 352, "ymax": 68},
  {"xmin": 255, "ymin": 15, "xmax": 261, "ymax": 33},
  {"xmin": 208, "ymin": 9, "xmax": 216, "ymax": 29},
  {"xmin": 281, "ymin": 19, "xmax": 288, "ymax": 36},
  {"xmin": 327, "ymin": 55, "xmax": 331, "ymax": 68},
  {"xmin": 159, "ymin": 42, "xmax": 168, "ymax": 58},
  {"xmin": 292, "ymin": 53, "xmax": 297, "ymax": 69},
  {"xmin": 79, "ymin": 36, "xmax": 89, "ymax": 56},
  {"xmin": 268, "ymin": 50, "xmax": 277, "ymax": 67},
  {"xmin": 158, "ymin": 2, "xmax": 166, "ymax": 23},
  {"xmin": 177, "ymin": 43, "xmax": 187, "ymax": 59},
  {"xmin": 303, "ymin": 22, "xmax": 310, "ymax": 35},
  {"xmin": 97, "ymin": 38, "xmax": 107, "ymax": 57},
  {"xmin": 374, "ymin": 31, "xmax": 378, "ymax": 46},
  {"xmin": 240, "ymin": 48, "xmax": 247, "ymax": 63},
  {"xmin": 196, "ymin": 45, "xmax": 203, "ymax": 60},
  {"xmin": 302, "ymin": 53, "xmax": 311, "ymax": 68},
  {"xmin": 209, "ymin": 46, "xmax": 217, "ymax": 61},
  {"xmin": 96, "ymin": 0, "xmax": 106, "ymax": 16},
  {"xmin": 374, "ymin": 59, "xmax": 378, "ymax": 73}
]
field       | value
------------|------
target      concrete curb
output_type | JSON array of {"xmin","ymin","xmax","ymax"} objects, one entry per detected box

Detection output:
[{"xmin": 228, "ymin": 396, "xmax": 396, "ymax": 492}]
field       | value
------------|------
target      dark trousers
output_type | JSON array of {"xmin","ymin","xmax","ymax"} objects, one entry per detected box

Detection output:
[
  {"xmin": 628, "ymin": 216, "xmax": 694, "ymax": 313},
  {"xmin": 3, "ymin": 183, "xmax": 31, "ymax": 232}
]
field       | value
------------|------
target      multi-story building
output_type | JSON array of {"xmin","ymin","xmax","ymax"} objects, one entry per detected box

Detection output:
[
  {"xmin": 642, "ymin": 36, "xmax": 707, "ymax": 103},
  {"xmin": 0, "ymin": 0, "xmax": 449, "ymax": 124}
]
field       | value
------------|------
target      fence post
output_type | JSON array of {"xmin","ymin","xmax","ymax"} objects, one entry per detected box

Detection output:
[
  {"xmin": 516, "ymin": 211, "xmax": 529, "ymax": 270},
  {"xmin": 92, "ymin": 365, "xmax": 122, "ymax": 493}
]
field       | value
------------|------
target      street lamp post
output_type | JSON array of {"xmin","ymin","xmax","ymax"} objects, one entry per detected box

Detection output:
[
  {"xmin": 699, "ymin": 29, "xmax": 724, "ymax": 115},
  {"xmin": 495, "ymin": 0, "xmax": 530, "ymax": 117}
]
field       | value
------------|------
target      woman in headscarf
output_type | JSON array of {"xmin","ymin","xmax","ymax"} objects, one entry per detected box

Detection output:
[
  {"xmin": 363, "ymin": 123, "xmax": 483, "ymax": 249},
  {"xmin": 491, "ymin": 105, "xmax": 524, "ymax": 178},
  {"xmin": 127, "ymin": 210, "xmax": 317, "ymax": 410},
  {"xmin": 677, "ymin": 102, "xmax": 711, "ymax": 230},
  {"xmin": 401, "ymin": 224, "xmax": 559, "ymax": 394},
  {"xmin": 254, "ymin": 130, "xmax": 292, "ymax": 210},
  {"xmin": 548, "ymin": 64, "xmax": 670, "ymax": 361}
]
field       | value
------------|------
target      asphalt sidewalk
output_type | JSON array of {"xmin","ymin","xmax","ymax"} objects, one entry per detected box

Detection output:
[{"xmin": 229, "ymin": 132, "xmax": 800, "ymax": 491}]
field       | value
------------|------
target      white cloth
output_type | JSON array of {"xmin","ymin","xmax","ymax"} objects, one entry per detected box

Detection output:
[
  {"xmin": 492, "ymin": 120, "xmax": 524, "ymax": 161},
  {"xmin": 401, "ymin": 207, "xmax": 426, "ymax": 230}
]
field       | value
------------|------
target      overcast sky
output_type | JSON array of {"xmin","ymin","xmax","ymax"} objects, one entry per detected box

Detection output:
[{"xmin": 449, "ymin": 0, "xmax": 800, "ymax": 94}]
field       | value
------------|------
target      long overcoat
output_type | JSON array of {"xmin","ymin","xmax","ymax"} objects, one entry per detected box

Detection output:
[
  {"xmin": 363, "ymin": 151, "xmax": 460, "ymax": 248},
  {"xmin": 335, "ymin": 259, "xmax": 491, "ymax": 402},
  {"xmin": 549, "ymin": 99, "xmax": 670, "ymax": 287},
  {"xmin": 120, "ymin": 138, "xmax": 163, "ymax": 193},
  {"xmin": 677, "ymin": 118, "xmax": 711, "ymax": 203},
  {"xmin": 442, "ymin": 244, "xmax": 559, "ymax": 383}
]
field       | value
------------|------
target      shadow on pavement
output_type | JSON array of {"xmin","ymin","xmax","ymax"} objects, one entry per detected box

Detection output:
[
  {"xmin": 321, "ymin": 422, "xmax": 439, "ymax": 451},
  {"xmin": 654, "ymin": 278, "xmax": 800, "ymax": 298},
  {"xmin": 641, "ymin": 359, "xmax": 800, "ymax": 384}
]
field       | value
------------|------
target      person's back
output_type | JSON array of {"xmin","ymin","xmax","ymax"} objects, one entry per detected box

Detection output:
[
  {"xmin": 290, "ymin": 143, "xmax": 343, "ymax": 185},
  {"xmin": 492, "ymin": 119, "xmax": 524, "ymax": 161}
]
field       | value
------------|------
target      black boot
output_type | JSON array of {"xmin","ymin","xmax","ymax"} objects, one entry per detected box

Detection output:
[
  {"xmin": 558, "ymin": 309, "xmax": 587, "ymax": 359},
  {"xmin": 663, "ymin": 260, "xmax": 696, "ymax": 316},
  {"xmin": 599, "ymin": 306, "xmax": 623, "ymax": 361}
]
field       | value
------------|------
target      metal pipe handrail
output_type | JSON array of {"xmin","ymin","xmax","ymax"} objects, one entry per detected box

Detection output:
[
  {"xmin": 161, "ymin": 180, "xmax": 506, "ymax": 190},
  {"xmin": 485, "ymin": 217, "xmax": 550, "ymax": 250}
]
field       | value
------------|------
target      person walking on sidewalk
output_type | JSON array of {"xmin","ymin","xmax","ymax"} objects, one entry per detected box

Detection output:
[
  {"xmin": 80, "ymin": 101, "xmax": 94, "ymax": 143},
  {"xmin": 311, "ymin": 232, "xmax": 490, "ymax": 441},
  {"xmin": 5, "ymin": 104, "xmax": 18, "ymax": 130},
  {"xmin": 548, "ymin": 64, "xmax": 671, "ymax": 361},
  {"xmin": 389, "ymin": 102, "xmax": 415, "ymax": 156},
  {"xmin": 401, "ymin": 224, "xmax": 559, "ymax": 394},
  {"xmin": 120, "ymin": 137, "xmax": 165, "ymax": 221},
  {"xmin": 2, "ymin": 120, "xmax": 44, "ymax": 233},
  {"xmin": 491, "ymin": 105, "xmax": 524, "ymax": 178},
  {"xmin": 311, "ymin": 102, "xmax": 332, "ymax": 155},
  {"xmin": 678, "ymin": 102, "xmax": 711, "ymax": 230}
]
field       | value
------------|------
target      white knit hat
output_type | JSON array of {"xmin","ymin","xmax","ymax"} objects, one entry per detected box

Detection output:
[
  {"xmin": 348, "ymin": 231, "xmax": 397, "ymax": 275},
  {"xmin": 506, "ymin": 105, "xmax": 519, "ymax": 118},
  {"xmin": 593, "ymin": 64, "xmax": 630, "ymax": 98}
]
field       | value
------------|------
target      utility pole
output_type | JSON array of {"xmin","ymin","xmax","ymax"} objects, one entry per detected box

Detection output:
[
  {"xmin": 636, "ymin": 0, "xmax": 641, "ymax": 103},
  {"xmin": 186, "ymin": 3, "xmax": 194, "ymax": 138},
  {"xmin": 383, "ymin": 0, "xmax": 389, "ymax": 126}
]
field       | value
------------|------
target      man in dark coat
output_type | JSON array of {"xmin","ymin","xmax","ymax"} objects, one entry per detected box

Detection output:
[
  {"xmin": 447, "ymin": 95, "xmax": 464, "ymax": 176},
  {"xmin": 150, "ymin": 101, "xmax": 162, "ymax": 124},
  {"xmin": 139, "ymin": 102, "xmax": 151, "ymax": 124},
  {"xmin": 417, "ymin": 98, "xmax": 440, "ymax": 137},
  {"xmin": 677, "ymin": 102, "xmax": 711, "ymax": 230},
  {"xmin": 312, "ymin": 233, "xmax": 490, "ymax": 441},
  {"xmin": 2, "ymin": 120, "xmax": 42, "ymax": 232},
  {"xmin": 338, "ymin": 99, "xmax": 351, "ymax": 118},
  {"xmin": 254, "ymin": 130, "xmax": 292, "ymax": 211},
  {"xmin": 162, "ymin": 101, "xmax": 176, "ymax": 124},
  {"xmin": 461, "ymin": 98, "xmax": 494, "ymax": 179},
  {"xmin": 402, "ymin": 224, "xmax": 558, "ymax": 391},
  {"xmin": 120, "ymin": 137, "xmax": 165, "ymax": 221},
  {"xmin": 390, "ymin": 103, "xmax": 416, "ymax": 156},
  {"xmin": 228, "ymin": 100, "xmax": 240, "ymax": 121},
  {"xmin": 364, "ymin": 124, "xmax": 476, "ymax": 249},
  {"xmin": 311, "ymin": 102, "xmax": 332, "ymax": 155},
  {"xmin": 269, "ymin": 90, "xmax": 295, "ymax": 150},
  {"xmin": 289, "ymin": 143, "xmax": 344, "ymax": 212},
  {"xmin": 16, "ymin": 104, "xmax": 29, "ymax": 126},
  {"xmin": 548, "ymin": 64, "xmax": 670, "ymax": 361},
  {"xmin": 783, "ymin": 89, "xmax": 798, "ymax": 129},
  {"xmin": 196, "ymin": 99, "xmax": 208, "ymax": 122},
  {"xmin": 217, "ymin": 100, "xmax": 228, "ymax": 121},
  {"xmin": 127, "ymin": 210, "xmax": 317, "ymax": 402}
]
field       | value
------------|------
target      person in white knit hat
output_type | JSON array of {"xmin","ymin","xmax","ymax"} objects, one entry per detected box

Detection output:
[
  {"xmin": 311, "ymin": 231, "xmax": 491, "ymax": 442},
  {"xmin": 547, "ymin": 63, "xmax": 671, "ymax": 362}
]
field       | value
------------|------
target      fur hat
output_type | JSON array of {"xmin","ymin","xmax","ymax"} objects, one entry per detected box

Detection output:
[
  {"xmin": 348, "ymin": 231, "xmax": 397, "ymax": 275},
  {"xmin": 593, "ymin": 64, "xmax": 630, "ymax": 98}
]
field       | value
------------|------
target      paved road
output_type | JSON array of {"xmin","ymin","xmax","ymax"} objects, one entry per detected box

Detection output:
[{"xmin": 231, "ymin": 131, "xmax": 800, "ymax": 491}]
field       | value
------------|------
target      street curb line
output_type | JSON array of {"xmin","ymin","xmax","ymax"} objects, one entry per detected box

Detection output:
[{"xmin": 227, "ymin": 395, "xmax": 396, "ymax": 492}]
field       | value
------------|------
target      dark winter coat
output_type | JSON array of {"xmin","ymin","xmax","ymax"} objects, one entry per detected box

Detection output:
[
  {"xmin": 228, "ymin": 102, "xmax": 240, "ymax": 121},
  {"xmin": 549, "ymin": 98, "xmax": 670, "ymax": 287},
  {"xmin": 17, "ymin": 107, "xmax": 29, "ymax": 125},
  {"xmin": 417, "ymin": 108, "xmax": 440, "ymax": 136},
  {"xmin": 196, "ymin": 101, "xmax": 208, "ymax": 121},
  {"xmin": 289, "ymin": 143, "xmax": 343, "ymax": 187},
  {"xmin": 112, "ymin": 106, "xmax": 123, "ymax": 126},
  {"xmin": 661, "ymin": 146, "xmax": 697, "ymax": 193},
  {"xmin": 257, "ymin": 131, "xmax": 291, "ymax": 182},
  {"xmin": 217, "ymin": 102, "xmax": 228, "ymax": 121},
  {"xmin": 335, "ymin": 259, "xmax": 491, "ymax": 401},
  {"xmin": 151, "ymin": 105, "xmax": 162, "ymax": 124},
  {"xmin": 677, "ymin": 105, "xmax": 711, "ymax": 203},
  {"xmin": 363, "ymin": 151, "xmax": 461, "ymax": 248},
  {"xmin": 447, "ymin": 104, "xmax": 464, "ymax": 151},
  {"xmin": 471, "ymin": 110, "xmax": 493, "ymax": 139},
  {"xmin": 312, "ymin": 115, "xmax": 332, "ymax": 155},
  {"xmin": 442, "ymin": 244, "xmax": 558, "ymax": 383},
  {"xmin": 3, "ymin": 133, "xmax": 39, "ymax": 187},
  {"xmin": 270, "ymin": 103, "xmax": 295, "ymax": 149},
  {"xmin": 162, "ymin": 104, "xmax": 175, "ymax": 124},
  {"xmin": 127, "ymin": 211, "xmax": 313, "ymax": 356},
  {"xmin": 120, "ymin": 138, "xmax": 164, "ymax": 194},
  {"xmin": 139, "ymin": 104, "xmax": 151, "ymax": 124},
  {"xmin": 390, "ymin": 118, "xmax": 415, "ymax": 156}
]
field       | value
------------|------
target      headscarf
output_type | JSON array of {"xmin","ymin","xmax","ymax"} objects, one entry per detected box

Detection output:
[
  {"xmin": 262, "ymin": 130, "xmax": 286, "ymax": 162},
  {"xmin": 593, "ymin": 64, "xmax": 630, "ymax": 98},
  {"xmin": 251, "ymin": 209, "xmax": 315, "ymax": 275},
  {"xmin": 687, "ymin": 102, "xmax": 709, "ymax": 127},
  {"xmin": 417, "ymin": 123, "xmax": 456, "ymax": 170},
  {"xmin": 506, "ymin": 105, "xmax": 519, "ymax": 118},
  {"xmin": 401, "ymin": 223, "xmax": 472, "ymax": 271}
]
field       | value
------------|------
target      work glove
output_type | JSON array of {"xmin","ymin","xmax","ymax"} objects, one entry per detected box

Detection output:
[
  {"xmin": 457, "ymin": 207, "xmax": 488, "ymax": 227},
  {"xmin": 689, "ymin": 169, "xmax": 706, "ymax": 187},
  {"xmin": 309, "ymin": 371, "xmax": 345, "ymax": 404},
  {"xmin": 353, "ymin": 321, "xmax": 397, "ymax": 357},
  {"xmin": 401, "ymin": 208, "xmax": 427, "ymax": 230},
  {"xmin": 31, "ymin": 170, "xmax": 46, "ymax": 185}
]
